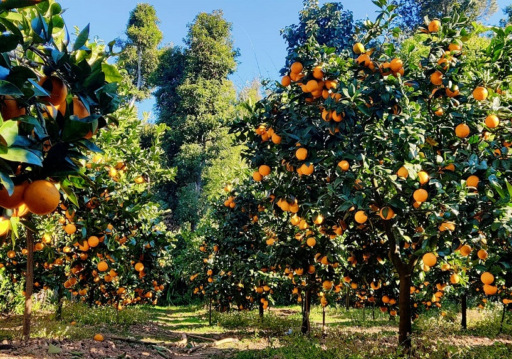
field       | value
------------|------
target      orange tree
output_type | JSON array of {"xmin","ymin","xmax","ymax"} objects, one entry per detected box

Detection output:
[
  {"xmin": 0, "ymin": 0, "xmax": 121, "ymax": 338},
  {"xmin": 234, "ymin": 0, "xmax": 512, "ymax": 349},
  {"xmin": 0, "ymin": 107, "xmax": 174, "ymax": 321}
]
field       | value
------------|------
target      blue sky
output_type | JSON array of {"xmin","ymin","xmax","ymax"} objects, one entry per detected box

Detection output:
[{"xmin": 59, "ymin": 0, "xmax": 511, "ymax": 118}]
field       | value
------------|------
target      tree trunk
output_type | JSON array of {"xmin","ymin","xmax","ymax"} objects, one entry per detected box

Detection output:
[
  {"xmin": 372, "ymin": 302, "xmax": 375, "ymax": 320},
  {"xmin": 398, "ymin": 272, "xmax": 412, "ymax": 351},
  {"xmin": 345, "ymin": 288, "xmax": 350, "ymax": 311},
  {"xmin": 23, "ymin": 229, "xmax": 34, "ymax": 341},
  {"xmin": 499, "ymin": 304, "xmax": 506, "ymax": 334},
  {"xmin": 55, "ymin": 284, "xmax": 64, "ymax": 321},
  {"xmin": 129, "ymin": 46, "xmax": 143, "ymax": 107},
  {"xmin": 322, "ymin": 305, "xmax": 326, "ymax": 337},
  {"xmin": 301, "ymin": 289, "xmax": 311, "ymax": 334},
  {"xmin": 208, "ymin": 297, "xmax": 212, "ymax": 326},
  {"xmin": 258, "ymin": 300, "xmax": 264, "ymax": 321},
  {"xmin": 461, "ymin": 293, "xmax": 467, "ymax": 330}
]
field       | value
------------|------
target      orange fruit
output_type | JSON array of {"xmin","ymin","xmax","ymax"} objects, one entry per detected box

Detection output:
[
  {"xmin": 64, "ymin": 224, "xmax": 77, "ymax": 235},
  {"xmin": 448, "ymin": 43, "xmax": 461, "ymax": 52},
  {"xmin": 446, "ymin": 86, "xmax": 459, "ymax": 97},
  {"xmin": 481, "ymin": 272, "xmax": 494, "ymax": 285},
  {"xmin": 477, "ymin": 249, "xmax": 488, "ymax": 260},
  {"xmin": 72, "ymin": 97, "xmax": 90, "ymax": 119},
  {"xmin": 455, "ymin": 124, "xmax": 470, "ymax": 138},
  {"xmin": 397, "ymin": 166, "xmax": 409, "ymax": 179},
  {"xmin": 338, "ymin": 160, "xmax": 350, "ymax": 171},
  {"xmin": 473, "ymin": 87, "xmax": 488, "ymax": 101},
  {"xmin": 418, "ymin": 171, "xmax": 429, "ymax": 185},
  {"xmin": 38, "ymin": 76, "xmax": 68, "ymax": 105},
  {"xmin": 0, "ymin": 95, "xmax": 26, "ymax": 120},
  {"xmin": 97, "ymin": 261, "xmax": 108, "ymax": 272},
  {"xmin": 356, "ymin": 54, "xmax": 371, "ymax": 67},
  {"xmin": 93, "ymin": 334, "xmax": 104, "ymax": 342},
  {"xmin": 290, "ymin": 62, "xmax": 303, "ymax": 74},
  {"xmin": 271, "ymin": 133, "xmax": 282, "ymax": 144},
  {"xmin": 259, "ymin": 165, "xmax": 271, "ymax": 177},
  {"xmin": 450, "ymin": 273, "xmax": 460, "ymax": 284},
  {"xmin": 306, "ymin": 237, "xmax": 316, "ymax": 247},
  {"xmin": 430, "ymin": 71, "xmax": 443, "ymax": 86},
  {"xmin": 390, "ymin": 58, "xmax": 403, "ymax": 72},
  {"xmin": 353, "ymin": 43, "xmax": 365, "ymax": 54},
  {"xmin": 281, "ymin": 76, "xmax": 291, "ymax": 87},
  {"xmin": 300, "ymin": 163, "xmax": 314, "ymax": 175},
  {"xmin": 23, "ymin": 180, "xmax": 60, "ymax": 215},
  {"xmin": 413, "ymin": 189, "xmax": 428, "ymax": 203},
  {"xmin": 135, "ymin": 262, "xmax": 144, "ymax": 272},
  {"xmin": 379, "ymin": 207, "xmax": 395, "ymax": 220},
  {"xmin": 306, "ymin": 80, "xmax": 319, "ymax": 92},
  {"xmin": 428, "ymin": 19, "xmax": 441, "ymax": 33},
  {"xmin": 485, "ymin": 115, "xmax": 499, "ymax": 128},
  {"xmin": 296, "ymin": 148, "xmax": 308, "ymax": 160},
  {"xmin": 466, "ymin": 175, "xmax": 479, "ymax": 188},
  {"xmin": 322, "ymin": 280, "xmax": 333, "ymax": 290},
  {"xmin": 459, "ymin": 244, "xmax": 472, "ymax": 256},
  {"xmin": 0, "ymin": 217, "xmax": 11, "ymax": 236},
  {"xmin": 439, "ymin": 222, "xmax": 455, "ymax": 232},
  {"xmin": 0, "ymin": 182, "xmax": 28, "ymax": 209},
  {"xmin": 354, "ymin": 211, "xmax": 368, "ymax": 224},
  {"xmin": 423, "ymin": 253, "xmax": 437, "ymax": 267},
  {"xmin": 434, "ymin": 108, "xmax": 444, "ymax": 116},
  {"xmin": 88, "ymin": 236, "xmax": 100, "ymax": 248},
  {"xmin": 253, "ymin": 172, "xmax": 262, "ymax": 182},
  {"xmin": 332, "ymin": 111, "xmax": 343, "ymax": 122},
  {"xmin": 483, "ymin": 284, "xmax": 497, "ymax": 295}
]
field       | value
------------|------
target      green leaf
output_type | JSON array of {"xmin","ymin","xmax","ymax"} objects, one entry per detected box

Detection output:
[
  {"xmin": 101, "ymin": 63, "xmax": 123, "ymax": 84},
  {"xmin": 0, "ymin": 33, "xmax": 19, "ymax": 52},
  {"xmin": 60, "ymin": 180, "xmax": 79, "ymax": 207},
  {"xmin": 0, "ymin": 171, "xmax": 14, "ymax": 195},
  {"xmin": 0, "ymin": 147, "xmax": 42, "ymax": 166},
  {"xmin": 73, "ymin": 24, "xmax": 90, "ymax": 51},
  {"xmin": 0, "ymin": 120, "xmax": 18, "ymax": 146},
  {"xmin": 0, "ymin": 0, "xmax": 48, "ymax": 11},
  {"xmin": 0, "ymin": 80, "xmax": 23, "ymax": 96},
  {"xmin": 48, "ymin": 344, "xmax": 62, "ymax": 355}
]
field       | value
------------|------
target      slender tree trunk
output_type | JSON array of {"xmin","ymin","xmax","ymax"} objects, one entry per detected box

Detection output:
[
  {"xmin": 88, "ymin": 286, "xmax": 95, "ymax": 308},
  {"xmin": 129, "ymin": 46, "xmax": 143, "ymax": 107},
  {"xmin": 398, "ymin": 272, "xmax": 413, "ymax": 351},
  {"xmin": 259, "ymin": 300, "xmax": 264, "ymax": 321},
  {"xmin": 23, "ymin": 229, "xmax": 34, "ymax": 341},
  {"xmin": 322, "ymin": 305, "xmax": 326, "ymax": 337},
  {"xmin": 499, "ymin": 304, "xmax": 506, "ymax": 334},
  {"xmin": 461, "ymin": 293, "xmax": 467, "ymax": 330},
  {"xmin": 208, "ymin": 297, "xmax": 212, "ymax": 326},
  {"xmin": 363, "ymin": 304, "xmax": 366, "ymax": 322},
  {"xmin": 372, "ymin": 302, "xmax": 375, "ymax": 320},
  {"xmin": 301, "ymin": 289, "xmax": 311, "ymax": 334},
  {"xmin": 345, "ymin": 288, "xmax": 350, "ymax": 311},
  {"xmin": 55, "ymin": 284, "xmax": 64, "ymax": 321}
]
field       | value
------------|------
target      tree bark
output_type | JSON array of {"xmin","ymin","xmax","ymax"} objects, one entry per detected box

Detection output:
[
  {"xmin": 23, "ymin": 229, "xmax": 34, "ymax": 341},
  {"xmin": 461, "ymin": 293, "xmax": 467, "ymax": 330},
  {"xmin": 55, "ymin": 284, "xmax": 64, "ymax": 321},
  {"xmin": 258, "ymin": 300, "xmax": 264, "ymax": 321},
  {"xmin": 398, "ymin": 273, "xmax": 412, "ymax": 351},
  {"xmin": 322, "ymin": 305, "xmax": 326, "ymax": 337},
  {"xmin": 301, "ymin": 289, "xmax": 311, "ymax": 334},
  {"xmin": 208, "ymin": 297, "xmax": 212, "ymax": 326},
  {"xmin": 345, "ymin": 288, "xmax": 350, "ymax": 311}
]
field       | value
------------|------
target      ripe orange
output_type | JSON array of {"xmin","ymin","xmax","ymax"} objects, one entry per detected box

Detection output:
[
  {"xmin": 354, "ymin": 211, "xmax": 368, "ymax": 224},
  {"xmin": 296, "ymin": 148, "xmax": 308, "ymax": 160},
  {"xmin": 434, "ymin": 108, "xmax": 444, "ymax": 116},
  {"xmin": 281, "ymin": 76, "xmax": 291, "ymax": 87},
  {"xmin": 450, "ymin": 273, "xmax": 460, "ymax": 284},
  {"xmin": 332, "ymin": 111, "xmax": 343, "ymax": 122},
  {"xmin": 483, "ymin": 284, "xmax": 497, "ymax": 295},
  {"xmin": 379, "ymin": 207, "xmax": 395, "ymax": 220},
  {"xmin": 97, "ymin": 261, "xmax": 108, "ymax": 272},
  {"xmin": 448, "ymin": 43, "xmax": 461, "ymax": 52},
  {"xmin": 473, "ymin": 87, "xmax": 488, "ymax": 101},
  {"xmin": 300, "ymin": 163, "xmax": 314, "ymax": 175},
  {"xmin": 481, "ymin": 272, "xmax": 494, "ymax": 285},
  {"xmin": 313, "ymin": 214, "xmax": 324, "ymax": 225},
  {"xmin": 0, "ymin": 182, "xmax": 28, "ymax": 209},
  {"xmin": 93, "ymin": 334, "xmax": 104, "ymax": 342},
  {"xmin": 0, "ymin": 95, "xmax": 26, "ymax": 120},
  {"xmin": 290, "ymin": 62, "xmax": 303, "ymax": 74},
  {"xmin": 413, "ymin": 189, "xmax": 428, "ymax": 203},
  {"xmin": 271, "ymin": 133, "xmax": 281, "ymax": 144},
  {"xmin": 322, "ymin": 109, "xmax": 332, "ymax": 121},
  {"xmin": 64, "ymin": 224, "xmax": 76, "ymax": 235},
  {"xmin": 338, "ymin": 160, "xmax": 350, "ymax": 171},
  {"xmin": 466, "ymin": 175, "xmax": 479, "ymax": 188},
  {"xmin": 455, "ymin": 124, "xmax": 470, "ymax": 138},
  {"xmin": 135, "ymin": 262, "xmax": 144, "ymax": 272},
  {"xmin": 423, "ymin": 253, "xmax": 437, "ymax": 267},
  {"xmin": 39, "ymin": 76, "xmax": 68, "ymax": 105},
  {"xmin": 390, "ymin": 58, "xmax": 403, "ymax": 72},
  {"xmin": 255, "ymin": 167, "xmax": 272, "ymax": 180},
  {"xmin": 353, "ymin": 42, "xmax": 365, "ymax": 54},
  {"xmin": 23, "ymin": 180, "xmax": 60, "ymax": 215},
  {"xmin": 439, "ymin": 222, "xmax": 455, "ymax": 232},
  {"xmin": 485, "ymin": 115, "xmax": 499, "ymax": 128},
  {"xmin": 356, "ymin": 54, "xmax": 371, "ymax": 67},
  {"xmin": 72, "ymin": 97, "xmax": 90, "ymax": 119},
  {"xmin": 88, "ymin": 236, "xmax": 100, "ymax": 248},
  {"xmin": 428, "ymin": 19, "xmax": 441, "ymax": 33},
  {"xmin": 322, "ymin": 280, "xmax": 333, "ymax": 290},
  {"xmin": 459, "ymin": 244, "xmax": 472, "ymax": 256},
  {"xmin": 430, "ymin": 71, "xmax": 443, "ymax": 86},
  {"xmin": 306, "ymin": 80, "xmax": 319, "ymax": 92},
  {"xmin": 418, "ymin": 171, "xmax": 429, "ymax": 185},
  {"xmin": 446, "ymin": 86, "xmax": 459, "ymax": 97},
  {"xmin": 306, "ymin": 237, "xmax": 316, "ymax": 247},
  {"xmin": 252, "ymin": 172, "xmax": 263, "ymax": 182},
  {"xmin": 477, "ymin": 249, "xmax": 488, "ymax": 260},
  {"xmin": 397, "ymin": 166, "xmax": 409, "ymax": 179}
]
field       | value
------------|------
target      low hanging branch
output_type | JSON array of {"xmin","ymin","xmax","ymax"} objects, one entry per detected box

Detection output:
[{"xmin": 187, "ymin": 337, "xmax": 239, "ymax": 354}]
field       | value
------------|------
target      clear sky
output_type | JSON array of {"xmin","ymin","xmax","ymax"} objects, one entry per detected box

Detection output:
[{"xmin": 59, "ymin": 0, "xmax": 511, "ymax": 118}]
